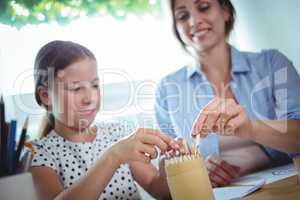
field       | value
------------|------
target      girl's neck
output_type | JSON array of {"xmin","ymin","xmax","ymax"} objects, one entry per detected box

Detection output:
[
  {"xmin": 196, "ymin": 42, "xmax": 231, "ymax": 79},
  {"xmin": 54, "ymin": 120, "xmax": 96, "ymax": 143}
]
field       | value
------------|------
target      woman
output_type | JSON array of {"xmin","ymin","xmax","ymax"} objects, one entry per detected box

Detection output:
[
  {"xmin": 155, "ymin": 0, "xmax": 300, "ymax": 187},
  {"xmin": 30, "ymin": 40, "xmax": 180, "ymax": 200}
]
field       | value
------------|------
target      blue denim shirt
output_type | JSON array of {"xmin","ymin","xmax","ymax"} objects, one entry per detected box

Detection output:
[{"xmin": 155, "ymin": 46, "xmax": 300, "ymax": 165}]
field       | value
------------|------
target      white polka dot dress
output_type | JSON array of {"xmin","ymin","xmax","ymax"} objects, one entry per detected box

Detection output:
[{"xmin": 31, "ymin": 122, "xmax": 141, "ymax": 200}]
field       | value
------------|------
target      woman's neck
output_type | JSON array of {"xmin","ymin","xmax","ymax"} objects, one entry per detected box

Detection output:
[
  {"xmin": 197, "ymin": 42, "xmax": 231, "ymax": 80},
  {"xmin": 54, "ymin": 120, "xmax": 96, "ymax": 143}
]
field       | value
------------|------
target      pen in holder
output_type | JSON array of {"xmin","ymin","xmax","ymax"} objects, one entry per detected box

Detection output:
[{"xmin": 165, "ymin": 137, "xmax": 215, "ymax": 200}]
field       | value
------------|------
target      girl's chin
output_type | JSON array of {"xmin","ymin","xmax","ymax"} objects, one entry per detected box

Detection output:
[{"xmin": 67, "ymin": 119, "xmax": 94, "ymax": 132}]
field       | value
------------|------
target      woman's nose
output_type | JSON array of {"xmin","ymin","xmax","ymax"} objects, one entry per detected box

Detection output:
[{"xmin": 188, "ymin": 10, "xmax": 203, "ymax": 27}]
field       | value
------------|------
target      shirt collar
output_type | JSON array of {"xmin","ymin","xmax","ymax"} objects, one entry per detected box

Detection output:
[
  {"xmin": 186, "ymin": 46, "xmax": 250, "ymax": 79},
  {"xmin": 231, "ymin": 46, "xmax": 250, "ymax": 73}
]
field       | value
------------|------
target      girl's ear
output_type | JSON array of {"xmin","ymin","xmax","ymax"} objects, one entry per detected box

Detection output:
[{"xmin": 37, "ymin": 85, "xmax": 51, "ymax": 108}]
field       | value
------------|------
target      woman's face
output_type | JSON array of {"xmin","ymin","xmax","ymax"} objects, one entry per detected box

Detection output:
[
  {"xmin": 49, "ymin": 58, "xmax": 100, "ymax": 132},
  {"xmin": 174, "ymin": 0, "xmax": 230, "ymax": 53}
]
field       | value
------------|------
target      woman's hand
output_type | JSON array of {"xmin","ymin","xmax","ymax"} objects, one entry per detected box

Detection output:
[
  {"xmin": 191, "ymin": 97, "xmax": 253, "ymax": 139},
  {"xmin": 108, "ymin": 128, "xmax": 180, "ymax": 165},
  {"xmin": 205, "ymin": 155, "xmax": 240, "ymax": 187}
]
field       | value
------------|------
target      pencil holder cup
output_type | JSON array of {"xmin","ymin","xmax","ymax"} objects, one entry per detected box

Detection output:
[{"xmin": 165, "ymin": 153, "xmax": 215, "ymax": 200}]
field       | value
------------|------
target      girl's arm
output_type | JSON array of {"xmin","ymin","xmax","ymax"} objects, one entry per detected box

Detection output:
[
  {"xmin": 30, "ymin": 150, "xmax": 120, "ymax": 200},
  {"xmin": 130, "ymin": 161, "xmax": 171, "ymax": 200},
  {"xmin": 30, "ymin": 128, "xmax": 177, "ymax": 200}
]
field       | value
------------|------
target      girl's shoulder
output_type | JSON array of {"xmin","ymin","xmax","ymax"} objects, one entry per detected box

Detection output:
[
  {"xmin": 31, "ymin": 130, "xmax": 61, "ymax": 149},
  {"xmin": 94, "ymin": 121, "xmax": 134, "ymax": 140}
]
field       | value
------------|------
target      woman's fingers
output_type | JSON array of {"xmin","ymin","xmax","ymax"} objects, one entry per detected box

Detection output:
[
  {"xmin": 209, "ymin": 171, "xmax": 229, "ymax": 187},
  {"xmin": 206, "ymin": 160, "xmax": 231, "ymax": 185},
  {"xmin": 219, "ymin": 105, "xmax": 246, "ymax": 136},
  {"xmin": 206, "ymin": 155, "xmax": 240, "ymax": 187},
  {"xmin": 192, "ymin": 98, "xmax": 221, "ymax": 137},
  {"xmin": 191, "ymin": 114, "xmax": 208, "ymax": 137},
  {"xmin": 201, "ymin": 100, "xmax": 223, "ymax": 136},
  {"xmin": 208, "ymin": 155, "xmax": 240, "ymax": 179}
]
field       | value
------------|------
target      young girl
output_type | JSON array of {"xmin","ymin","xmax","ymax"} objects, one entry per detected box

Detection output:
[{"xmin": 30, "ymin": 40, "xmax": 180, "ymax": 200}]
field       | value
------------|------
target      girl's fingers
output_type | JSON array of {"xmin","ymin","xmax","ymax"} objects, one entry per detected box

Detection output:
[
  {"xmin": 144, "ymin": 128, "xmax": 173, "ymax": 144},
  {"xmin": 173, "ymin": 138, "xmax": 185, "ymax": 154},
  {"xmin": 139, "ymin": 143, "xmax": 158, "ymax": 159},
  {"xmin": 137, "ymin": 128, "xmax": 182, "ymax": 152},
  {"xmin": 136, "ymin": 152, "xmax": 151, "ymax": 163},
  {"xmin": 140, "ymin": 133, "xmax": 168, "ymax": 153},
  {"xmin": 168, "ymin": 140, "xmax": 181, "ymax": 151}
]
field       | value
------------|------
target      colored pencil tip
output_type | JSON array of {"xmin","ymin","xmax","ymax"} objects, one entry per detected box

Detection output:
[{"xmin": 23, "ymin": 117, "xmax": 29, "ymax": 130}]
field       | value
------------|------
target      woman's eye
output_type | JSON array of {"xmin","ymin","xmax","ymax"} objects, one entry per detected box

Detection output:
[
  {"xmin": 198, "ymin": 3, "xmax": 210, "ymax": 12},
  {"xmin": 176, "ymin": 12, "xmax": 189, "ymax": 21}
]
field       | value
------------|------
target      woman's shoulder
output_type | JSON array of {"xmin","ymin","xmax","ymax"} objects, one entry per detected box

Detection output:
[
  {"xmin": 159, "ymin": 65, "xmax": 191, "ymax": 83},
  {"xmin": 237, "ymin": 48, "xmax": 290, "ymax": 65},
  {"xmin": 235, "ymin": 47, "xmax": 293, "ymax": 74}
]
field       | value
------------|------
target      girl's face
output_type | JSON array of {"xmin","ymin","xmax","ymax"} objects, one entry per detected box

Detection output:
[
  {"xmin": 49, "ymin": 58, "xmax": 100, "ymax": 132},
  {"xmin": 174, "ymin": 0, "xmax": 230, "ymax": 53}
]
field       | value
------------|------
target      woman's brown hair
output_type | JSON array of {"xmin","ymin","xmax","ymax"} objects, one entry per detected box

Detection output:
[
  {"xmin": 34, "ymin": 40, "xmax": 96, "ymax": 138},
  {"xmin": 169, "ymin": 0, "xmax": 236, "ymax": 51}
]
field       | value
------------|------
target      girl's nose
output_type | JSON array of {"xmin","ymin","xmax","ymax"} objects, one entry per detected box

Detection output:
[{"xmin": 82, "ymin": 88, "xmax": 92, "ymax": 104}]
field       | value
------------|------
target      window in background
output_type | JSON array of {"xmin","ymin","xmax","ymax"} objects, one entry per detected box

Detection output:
[{"xmin": 0, "ymin": 1, "xmax": 191, "ymax": 139}]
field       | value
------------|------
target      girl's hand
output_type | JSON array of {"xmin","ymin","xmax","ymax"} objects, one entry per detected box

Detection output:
[
  {"xmin": 109, "ymin": 128, "xmax": 180, "ymax": 165},
  {"xmin": 205, "ymin": 155, "xmax": 240, "ymax": 187},
  {"xmin": 191, "ymin": 97, "xmax": 253, "ymax": 139}
]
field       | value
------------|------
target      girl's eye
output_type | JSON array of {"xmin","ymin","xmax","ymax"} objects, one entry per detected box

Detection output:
[
  {"xmin": 71, "ymin": 88, "xmax": 80, "ymax": 92},
  {"xmin": 67, "ymin": 86, "xmax": 81, "ymax": 92},
  {"xmin": 92, "ymin": 84, "xmax": 99, "ymax": 89}
]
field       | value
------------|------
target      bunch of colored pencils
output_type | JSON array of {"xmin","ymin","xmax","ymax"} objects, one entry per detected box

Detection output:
[
  {"xmin": 165, "ymin": 136, "xmax": 201, "ymax": 166},
  {"xmin": 0, "ymin": 95, "xmax": 29, "ymax": 177}
]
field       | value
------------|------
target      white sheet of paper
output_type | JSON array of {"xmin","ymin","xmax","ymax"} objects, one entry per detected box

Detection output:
[
  {"xmin": 213, "ymin": 179, "xmax": 265, "ymax": 200},
  {"xmin": 213, "ymin": 164, "xmax": 297, "ymax": 200},
  {"xmin": 233, "ymin": 163, "xmax": 297, "ymax": 185}
]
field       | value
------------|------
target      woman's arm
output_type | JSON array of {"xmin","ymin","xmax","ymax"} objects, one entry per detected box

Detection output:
[
  {"xmin": 191, "ymin": 98, "xmax": 300, "ymax": 153},
  {"xmin": 30, "ymin": 150, "xmax": 120, "ymax": 200},
  {"xmin": 251, "ymin": 119, "xmax": 300, "ymax": 153}
]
